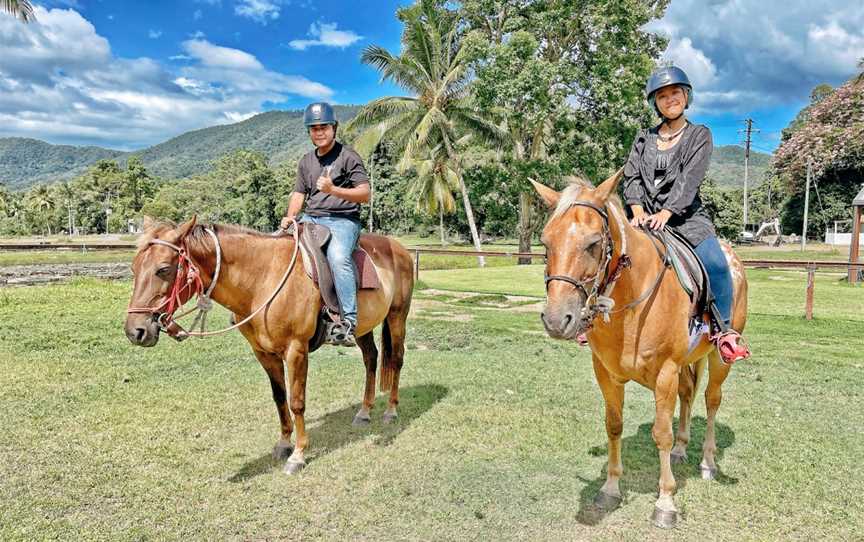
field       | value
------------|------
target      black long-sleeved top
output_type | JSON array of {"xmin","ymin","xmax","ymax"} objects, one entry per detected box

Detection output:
[{"xmin": 622, "ymin": 122, "xmax": 715, "ymax": 246}]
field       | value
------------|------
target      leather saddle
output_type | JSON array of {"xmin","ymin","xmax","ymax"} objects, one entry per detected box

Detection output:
[
  {"xmin": 650, "ymin": 229, "xmax": 712, "ymax": 323},
  {"xmin": 297, "ymin": 223, "xmax": 381, "ymax": 351}
]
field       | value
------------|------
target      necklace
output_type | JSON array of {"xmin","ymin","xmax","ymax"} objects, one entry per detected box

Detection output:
[{"xmin": 658, "ymin": 122, "xmax": 687, "ymax": 142}]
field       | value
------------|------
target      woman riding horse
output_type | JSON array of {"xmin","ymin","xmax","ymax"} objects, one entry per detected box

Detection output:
[{"xmin": 623, "ymin": 65, "xmax": 750, "ymax": 364}]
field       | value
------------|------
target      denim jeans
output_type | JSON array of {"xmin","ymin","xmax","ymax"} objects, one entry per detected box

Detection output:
[
  {"xmin": 694, "ymin": 236, "xmax": 733, "ymax": 325},
  {"xmin": 300, "ymin": 215, "xmax": 361, "ymax": 326}
]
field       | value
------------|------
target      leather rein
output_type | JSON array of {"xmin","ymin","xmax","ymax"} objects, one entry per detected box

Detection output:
[
  {"xmin": 544, "ymin": 201, "xmax": 669, "ymax": 327},
  {"xmin": 127, "ymin": 222, "xmax": 300, "ymax": 341}
]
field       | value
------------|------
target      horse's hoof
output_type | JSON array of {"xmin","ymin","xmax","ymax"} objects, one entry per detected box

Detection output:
[
  {"xmin": 283, "ymin": 460, "xmax": 306, "ymax": 475},
  {"xmin": 651, "ymin": 507, "xmax": 678, "ymax": 529},
  {"xmin": 352, "ymin": 413, "xmax": 371, "ymax": 427},
  {"xmin": 701, "ymin": 466, "xmax": 717, "ymax": 481},
  {"xmin": 382, "ymin": 412, "xmax": 398, "ymax": 424},
  {"xmin": 272, "ymin": 443, "xmax": 294, "ymax": 461},
  {"xmin": 593, "ymin": 491, "xmax": 622, "ymax": 511},
  {"xmin": 670, "ymin": 451, "xmax": 687, "ymax": 465}
]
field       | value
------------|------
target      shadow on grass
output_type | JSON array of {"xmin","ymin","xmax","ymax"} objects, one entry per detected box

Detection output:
[
  {"xmin": 228, "ymin": 383, "xmax": 448, "ymax": 482},
  {"xmin": 576, "ymin": 415, "xmax": 737, "ymax": 526}
]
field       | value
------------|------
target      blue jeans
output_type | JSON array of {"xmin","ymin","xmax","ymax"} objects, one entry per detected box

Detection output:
[
  {"xmin": 300, "ymin": 215, "xmax": 361, "ymax": 326},
  {"xmin": 694, "ymin": 236, "xmax": 733, "ymax": 325}
]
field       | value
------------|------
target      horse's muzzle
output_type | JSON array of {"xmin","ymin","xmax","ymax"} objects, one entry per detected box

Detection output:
[
  {"xmin": 541, "ymin": 303, "xmax": 587, "ymax": 341},
  {"xmin": 124, "ymin": 314, "xmax": 161, "ymax": 347}
]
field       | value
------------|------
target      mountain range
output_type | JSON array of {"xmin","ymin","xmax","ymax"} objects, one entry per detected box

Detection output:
[{"xmin": 0, "ymin": 106, "xmax": 769, "ymax": 190}]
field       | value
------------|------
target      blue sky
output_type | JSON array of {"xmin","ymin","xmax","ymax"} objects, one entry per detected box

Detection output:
[{"xmin": 0, "ymin": 0, "xmax": 862, "ymax": 153}]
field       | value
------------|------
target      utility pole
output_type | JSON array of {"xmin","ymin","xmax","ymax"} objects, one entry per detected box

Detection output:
[
  {"xmin": 802, "ymin": 159, "xmax": 811, "ymax": 252},
  {"xmin": 738, "ymin": 118, "xmax": 757, "ymax": 231}
]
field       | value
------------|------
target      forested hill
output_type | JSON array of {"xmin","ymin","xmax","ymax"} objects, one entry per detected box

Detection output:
[
  {"xmin": 0, "ymin": 138, "xmax": 124, "ymax": 189},
  {"xmin": 1, "ymin": 105, "xmax": 767, "ymax": 190},
  {"xmin": 0, "ymin": 105, "xmax": 361, "ymax": 190},
  {"xmin": 708, "ymin": 144, "xmax": 772, "ymax": 188}
]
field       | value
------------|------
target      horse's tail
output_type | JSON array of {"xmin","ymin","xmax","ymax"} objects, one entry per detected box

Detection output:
[{"xmin": 378, "ymin": 317, "xmax": 395, "ymax": 392}]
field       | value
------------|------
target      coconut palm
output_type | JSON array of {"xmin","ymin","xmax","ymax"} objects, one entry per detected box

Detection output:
[
  {"xmin": 1, "ymin": 0, "xmax": 36, "ymax": 22},
  {"xmin": 407, "ymin": 143, "xmax": 461, "ymax": 245},
  {"xmin": 347, "ymin": 0, "xmax": 507, "ymax": 266}
]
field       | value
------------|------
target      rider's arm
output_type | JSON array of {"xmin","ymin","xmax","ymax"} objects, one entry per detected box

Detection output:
[
  {"xmin": 323, "ymin": 182, "xmax": 370, "ymax": 204},
  {"xmin": 662, "ymin": 126, "xmax": 713, "ymax": 217},
  {"xmin": 284, "ymin": 192, "xmax": 305, "ymax": 221}
]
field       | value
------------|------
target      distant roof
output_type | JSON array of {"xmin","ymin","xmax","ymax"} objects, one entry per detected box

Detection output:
[{"xmin": 856, "ymin": 185, "xmax": 864, "ymax": 206}]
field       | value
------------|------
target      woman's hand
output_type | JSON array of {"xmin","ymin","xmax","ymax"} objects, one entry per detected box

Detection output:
[
  {"xmin": 646, "ymin": 209, "xmax": 673, "ymax": 231},
  {"xmin": 629, "ymin": 205, "xmax": 648, "ymax": 228}
]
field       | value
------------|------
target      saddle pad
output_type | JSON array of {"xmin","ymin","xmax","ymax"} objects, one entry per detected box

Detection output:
[
  {"xmin": 661, "ymin": 230, "xmax": 706, "ymax": 300},
  {"xmin": 298, "ymin": 229, "xmax": 381, "ymax": 290}
]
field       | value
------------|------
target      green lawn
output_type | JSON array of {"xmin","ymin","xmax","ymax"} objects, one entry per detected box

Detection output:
[{"xmin": 2, "ymin": 265, "xmax": 862, "ymax": 540}]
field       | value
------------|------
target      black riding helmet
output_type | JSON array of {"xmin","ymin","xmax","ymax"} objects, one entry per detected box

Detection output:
[
  {"xmin": 645, "ymin": 66, "xmax": 693, "ymax": 117},
  {"xmin": 303, "ymin": 102, "xmax": 338, "ymax": 128}
]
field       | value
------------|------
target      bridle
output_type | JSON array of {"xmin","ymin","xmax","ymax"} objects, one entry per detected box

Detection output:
[
  {"xmin": 544, "ymin": 200, "xmax": 668, "ymax": 328},
  {"xmin": 127, "ymin": 222, "xmax": 300, "ymax": 341}
]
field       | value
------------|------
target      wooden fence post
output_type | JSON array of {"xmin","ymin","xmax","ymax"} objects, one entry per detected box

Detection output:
[
  {"xmin": 805, "ymin": 265, "xmax": 815, "ymax": 320},
  {"xmin": 414, "ymin": 249, "xmax": 420, "ymax": 282}
]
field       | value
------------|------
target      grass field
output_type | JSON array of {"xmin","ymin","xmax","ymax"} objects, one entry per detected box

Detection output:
[{"xmin": 2, "ymin": 264, "xmax": 863, "ymax": 540}]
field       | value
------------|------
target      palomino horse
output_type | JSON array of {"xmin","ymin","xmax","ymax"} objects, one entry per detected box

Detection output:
[
  {"xmin": 124, "ymin": 217, "xmax": 414, "ymax": 474},
  {"xmin": 531, "ymin": 170, "xmax": 747, "ymax": 528}
]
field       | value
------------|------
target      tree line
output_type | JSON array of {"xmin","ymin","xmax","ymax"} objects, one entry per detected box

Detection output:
[{"xmin": 1, "ymin": 0, "xmax": 861, "ymax": 248}]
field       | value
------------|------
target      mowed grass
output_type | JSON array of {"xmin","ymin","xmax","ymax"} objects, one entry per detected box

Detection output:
[{"xmin": 1, "ymin": 267, "xmax": 863, "ymax": 540}]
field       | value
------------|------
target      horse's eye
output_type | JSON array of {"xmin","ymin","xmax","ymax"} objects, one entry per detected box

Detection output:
[{"xmin": 156, "ymin": 265, "xmax": 172, "ymax": 278}]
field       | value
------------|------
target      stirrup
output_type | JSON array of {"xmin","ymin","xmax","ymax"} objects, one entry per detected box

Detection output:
[
  {"xmin": 711, "ymin": 330, "xmax": 751, "ymax": 365},
  {"xmin": 327, "ymin": 321, "xmax": 356, "ymax": 347}
]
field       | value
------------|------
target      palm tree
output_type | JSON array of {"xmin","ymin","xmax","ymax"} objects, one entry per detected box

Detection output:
[
  {"xmin": 1, "ymin": 0, "xmax": 36, "ymax": 22},
  {"xmin": 347, "ymin": 0, "xmax": 507, "ymax": 266},
  {"xmin": 408, "ymin": 143, "xmax": 461, "ymax": 245}
]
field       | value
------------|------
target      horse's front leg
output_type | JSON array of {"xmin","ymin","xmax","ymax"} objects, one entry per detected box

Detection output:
[
  {"xmin": 253, "ymin": 350, "xmax": 294, "ymax": 460},
  {"xmin": 651, "ymin": 360, "xmax": 681, "ymax": 528},
  {"xmin": 283, "ymin": 339, "xmax": 309, "ymax": 475},
  {"xmin": 591, "ymin": 355, "xmax": 625, "ymax": 511}
]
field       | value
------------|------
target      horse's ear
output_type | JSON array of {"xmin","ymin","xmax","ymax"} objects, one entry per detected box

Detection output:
[
  {"xmin": 529, "ymin": 179, "xmax": 561, "ymax": 208},
  {"xmin": 594, "ymin": 167, "xmax": 625, "ymax": 202},
  {"xmin": 175, "ymin": 215, "xmax": 197, "ymax": 239},
  {"xmin": 142, "ymin": 215, "xmax": 156, "ymax": 231}
]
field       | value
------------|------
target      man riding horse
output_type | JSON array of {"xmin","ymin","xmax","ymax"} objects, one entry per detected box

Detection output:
[{"xmin": 280, "ymin": 102, "xmax": 371, "ymax": 347}]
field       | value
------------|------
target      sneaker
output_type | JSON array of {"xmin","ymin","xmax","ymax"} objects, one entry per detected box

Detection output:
[
  {"xmin": 712, "ymin": 330, "xmax": 751, "ymax": 364},
  {"xmin": 327, "ymin": 321, "xmax": 356, "ymax": 347}
]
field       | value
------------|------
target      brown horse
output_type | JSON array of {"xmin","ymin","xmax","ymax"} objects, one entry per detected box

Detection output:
[
  {"xmin": 124, "ymin": 217, "xmax": 414, "ymax": 474},
  {"xmin": 531, "ymin": 170, "xmax": 747, "ymax": 528}
]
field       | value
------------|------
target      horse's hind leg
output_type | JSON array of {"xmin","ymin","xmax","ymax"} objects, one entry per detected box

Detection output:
[
  {"xmin": 353, "ymin": 332, "xmax": 378, "ymax": 426},
  {"xmin": 672, "ymin": 357, "xmax": 706, "ymax": 464},
  {"xmin": 252, "ymin": 350, "xmax": 294, "ymax": 461},
  {"xmin": 701, "ymin": 349, "xmax": 731, "ymax": 480},
  {"xmin": 380, "ymin": 308, "xmax": 408, "ymax": 424},
  {"xmin": 591, "ymin": 355, "xmax": 625, "ymax": 511}
]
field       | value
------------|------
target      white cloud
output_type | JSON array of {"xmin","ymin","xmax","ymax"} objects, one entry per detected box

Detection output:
[
  {"xmin": 182, "ymin": 39, "xmax": 262, "ymax": 70},
  {"xmin": 234, "ymin": 0, "xmax": 281, "ymax": 24},
  {"xmin": 148, "ymin": 29, "xmax": 162, "ymax": 39},
  {"xmin": 288, "ymin": 21, "xmax": 362, "ymax": 50},
  {"xmin": 646, "ymin": 0, "xmax": 864, "ymax": 114},
  {"xmin": 0, "ymin": 6, "xmax": 334, "ymax": 149},
  {"xmin": 193, "ymin": 9, "xmax": 203, "ymax": 20}
]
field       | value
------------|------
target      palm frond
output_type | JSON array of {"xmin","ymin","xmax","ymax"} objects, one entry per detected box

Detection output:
[
  {"xmin": 1, "ymin": 0, "xmax": 35, "ymax": 22},
  {"xmin": 345, "ymin": 96, "xmax": 420, "ymax": 132}
]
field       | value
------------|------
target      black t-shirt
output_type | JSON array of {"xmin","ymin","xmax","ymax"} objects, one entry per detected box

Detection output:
[{"xmin": 294, "ymin": 142, "xmax": 369, "ymax": 220}]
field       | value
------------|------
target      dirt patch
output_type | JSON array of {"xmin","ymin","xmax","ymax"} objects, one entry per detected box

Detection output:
[{"xmin": 0, "ymin": 263, "xmax": 132, "ymax": 287}]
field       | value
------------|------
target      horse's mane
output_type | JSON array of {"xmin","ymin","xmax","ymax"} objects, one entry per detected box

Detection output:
[
  {"xmin": 137, "ymin": 220, "xmax": 271, "ymax": 252},
  {"xmin": 552, "ymin": 175, "xmax": 623, "ymax": 220}
]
